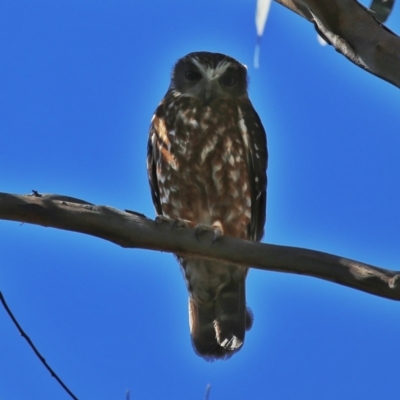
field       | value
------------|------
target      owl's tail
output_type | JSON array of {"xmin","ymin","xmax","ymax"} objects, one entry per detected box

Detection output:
[{"xmin": 188, "ymin": 275, "xmax": 253, "ymax": 361}]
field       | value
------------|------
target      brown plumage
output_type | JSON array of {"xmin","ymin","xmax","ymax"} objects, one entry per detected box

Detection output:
[{"xmin": 147, "ymin": 52, "xmax": 267, "ymax": 360}]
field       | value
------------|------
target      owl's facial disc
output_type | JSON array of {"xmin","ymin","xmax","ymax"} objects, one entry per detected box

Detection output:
[{"xmin": 170, "ymin": 52, "xmax": 248, "ymax": 104}]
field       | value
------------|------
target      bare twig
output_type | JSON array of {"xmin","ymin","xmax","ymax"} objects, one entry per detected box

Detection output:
[
  {"xmin": 0, "ymin": 291, "xmax": 79, "ymax": 400},
  {"xmin": 1, "ymin": 191, "xmax": 400, "ymax": 300}
]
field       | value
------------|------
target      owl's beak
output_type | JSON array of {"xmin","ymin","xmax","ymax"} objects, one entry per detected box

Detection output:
[{"xmin": 203, "ymin": 81, "xmax": 219, "ymax": 105}]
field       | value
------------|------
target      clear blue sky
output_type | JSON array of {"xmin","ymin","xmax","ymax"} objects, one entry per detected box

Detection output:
[{"xmin": 1, "ymin": 1, "xmax": 400, "ymax": 399}]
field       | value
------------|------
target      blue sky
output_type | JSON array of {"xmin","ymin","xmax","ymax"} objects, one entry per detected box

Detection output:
[{"xmin": 1, "ymin": 1, "xmax": 400, "ymax": 399}]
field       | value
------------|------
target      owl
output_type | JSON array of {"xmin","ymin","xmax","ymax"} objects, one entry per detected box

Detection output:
[{"xmin": 147, "ymin": 51, "xmax": 267, "ymax": 360}]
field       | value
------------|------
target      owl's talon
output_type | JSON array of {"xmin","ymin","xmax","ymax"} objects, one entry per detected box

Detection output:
[
  {"xmin": 194, "ymin": 224, "xmax": 223, "ymax": 244},
  {"xmin": 155, "ymin": 215, "xmax": 173, "ymax": 226},
  {"xmin": 171, "ymin": 218, "xmax": 192, "ymax": 230},
  {"xmin": 211, "ymin": 228, "xmax": 223, "ymax": 244},
  {"xmin": 155, "ymin": 215, "xmax": 192, "ymax": 230}
]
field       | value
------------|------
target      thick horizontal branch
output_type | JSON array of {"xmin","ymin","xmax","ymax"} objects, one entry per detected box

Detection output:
[
  {"xmin": 1, "ymin": 191, "xmax": 400, "ymax": 300},
  {"xmin": 275, "ymin": 0, "xmax": 400, "ymax": 88}
]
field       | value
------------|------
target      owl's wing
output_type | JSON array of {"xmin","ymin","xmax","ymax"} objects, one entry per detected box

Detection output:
[
  {"xmin": 147, "ymin": 124, "xmax": 163, "ymax": 216},
  {"xmin": 241, "ymin": 101, "xmax": 268, "ymax": 242}
]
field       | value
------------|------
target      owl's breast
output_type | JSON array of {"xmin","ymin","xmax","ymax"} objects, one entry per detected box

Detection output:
[{"xmin": 155, "ymin": 99, "xmax": 252, "ymax": 237}]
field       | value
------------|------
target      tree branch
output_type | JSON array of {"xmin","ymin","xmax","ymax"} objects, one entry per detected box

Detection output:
[
  {"xmin": 275, "ymin": 0, "xmax": 400, "ymax": 88},
  {"xmin": 1, "ymin": 191, "xmax": 400, "ymax": 300}
]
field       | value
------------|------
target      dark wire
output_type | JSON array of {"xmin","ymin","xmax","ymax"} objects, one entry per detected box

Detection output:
[{"xmin": 0, "ymin": 291, "xmax": 79, "ymax": 400}]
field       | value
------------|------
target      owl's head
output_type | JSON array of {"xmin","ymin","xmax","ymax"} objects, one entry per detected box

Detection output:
[{"xmin": 169, "ymin": 52, "xmax": 249, "ymax": 104}]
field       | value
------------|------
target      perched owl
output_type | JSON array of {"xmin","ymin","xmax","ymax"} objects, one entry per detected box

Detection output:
[{"xmin": 147, "ymin": 52, "xmax": 267, "ymax": 360}]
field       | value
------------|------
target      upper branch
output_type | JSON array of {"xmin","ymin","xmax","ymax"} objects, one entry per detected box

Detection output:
[
  {"xmin": 1, "ymin": 191, "xmax": 400, "ymax": 300},
  {"xmin": 275, "ymin": 0, "xmax": 400, "ymax": 88}
]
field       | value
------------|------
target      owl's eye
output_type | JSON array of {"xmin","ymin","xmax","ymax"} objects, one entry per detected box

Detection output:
[
  {"xmin": 185, "ymin": 70, "xmax": 202, "ymax": 82},
  {"xmin": 219, "ymin": 75, "xmax": 236, "ymax": 87}
]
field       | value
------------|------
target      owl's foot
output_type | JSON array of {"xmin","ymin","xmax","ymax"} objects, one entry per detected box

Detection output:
[
  {"xmin": 155, "ymin": 216, "xmax": 223, "ymax": 243},
  {"xmin": 194, "ymin": 221, "xmax": 224, "ymax": 244},
  {"xmin": 155, "ymin": 215, "xmax": 193, "ymax": 230},
  {"xmin": 155, "ymin": 215, "xmax": 172, "ymax": 226},
  {"xmin": 172, "ymin": 218, "xmax": 193, "ymax": 230}
]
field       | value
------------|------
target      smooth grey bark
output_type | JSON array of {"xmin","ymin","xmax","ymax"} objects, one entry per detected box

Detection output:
[
  {"xmin": 275, "ymin": 0, "xmax": 400, "ymax": 88},
  {"xmin": 1, "ymin": 191, "xmax": 400, "ymax": 300}
]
